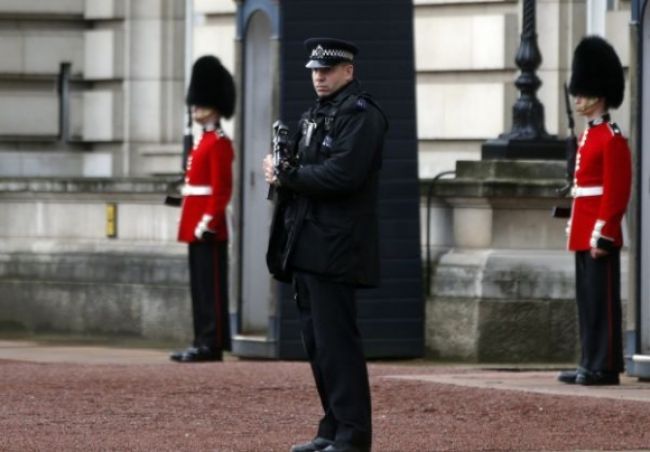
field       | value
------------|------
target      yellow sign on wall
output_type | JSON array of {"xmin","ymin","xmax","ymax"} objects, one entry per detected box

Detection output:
[{"xmin": 106, "ymin": 203, "xmax": 117, "ymax": 238}]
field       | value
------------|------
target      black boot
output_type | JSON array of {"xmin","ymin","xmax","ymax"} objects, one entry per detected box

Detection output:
[
  {"xmin": 290, "ymin": 437, "xmax": 334, "ymax": 452},
  {"xmin": 170, "ymin": 345, "xmax": 222, "ymax": 363},
  {"xmin": 557, "ymin": 369, "xmax": 579, "ymax": 384},
  {"xmin": 576, "ymin": 370, "xmax": 620, "ymax": 386}
]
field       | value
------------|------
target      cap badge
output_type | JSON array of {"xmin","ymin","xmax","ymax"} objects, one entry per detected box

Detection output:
[{"xmin": 312, "ymin": 45, "xmax": 325, "ymax": 59}]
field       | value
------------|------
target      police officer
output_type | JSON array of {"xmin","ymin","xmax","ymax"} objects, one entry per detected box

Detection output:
[
  {"xmin": 558, "ymin": 36, "xmax": 632, "ymax": 385},
  {"xmin": 170, "ymin": 56, "xmax": 235, "ymax": 363},
  {"xmin": 263, "ymin": 38, "xmax": 388, "ymax": 452}
]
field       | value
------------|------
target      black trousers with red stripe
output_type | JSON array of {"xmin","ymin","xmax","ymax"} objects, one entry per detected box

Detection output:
[
  {"xmin": 575, "ymin": 249, "xmax": 624, "ymax": 373},
  {"xmin": 188, "ymin": 240, "xmax": 230, "ymax": 351}
]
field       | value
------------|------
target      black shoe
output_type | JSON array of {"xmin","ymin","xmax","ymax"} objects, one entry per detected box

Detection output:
[
  {"xmin": 290, "ymin": 437, "xmax": 334, "ymax": 452},
  {"xmin": 557, "ymin": 369, "xmax": 579, "ymax": 384},
  {"xmin": 576, "ymin": 370, "xmax": 620, "ymax": 386},
  {"xmin": 322, "ymin": 445, "xmax": 368, "ymax": 452},
  {"xmin": 169, "ymin": 346, "xmax": 222, "ymax": 363}
]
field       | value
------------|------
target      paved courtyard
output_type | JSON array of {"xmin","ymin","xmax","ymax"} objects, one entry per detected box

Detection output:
[{"xmin": 1, "ymin": 340, "xmax": 649, "ymax": 451}]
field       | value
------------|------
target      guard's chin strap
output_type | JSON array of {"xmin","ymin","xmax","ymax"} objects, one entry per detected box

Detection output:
[{"xmin": 588, "ymin": 113, "xmax": 611, "ymax": 128}]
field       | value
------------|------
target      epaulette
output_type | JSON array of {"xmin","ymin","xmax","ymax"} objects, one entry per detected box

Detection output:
[
  {"xmin": 607, "ymin": 122, "xmax": 622, "ymax": 136},
  {"xmin": 340, "ymin": 92, "xmax": 382, "ymax": 116},
  {"xmin": 321, "ymin": 91, "xmax": 389, "ymax": 132},
  {"xmin": 356, "ymin": 92, "xmax": 389, "ymax": 129}
]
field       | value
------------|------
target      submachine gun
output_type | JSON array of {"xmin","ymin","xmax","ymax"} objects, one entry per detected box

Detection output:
[
  {"xmin": 164, "ymin": 106, "xmax": 194, "ymax": 207},
  {"xmin": 265, "ymin": 119, "xmax": 304, "ymax": 282},
  {"xmin": 552, "ymin": 82, "xmax": 578, "ymax": 219},
  {"xmin": 267, "ymin": 120, "xmax": 292, "ymax": 200}
]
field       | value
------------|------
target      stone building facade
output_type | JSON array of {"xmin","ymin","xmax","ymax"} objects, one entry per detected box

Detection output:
[
  {"xmin": 0, "ymin": 0, "xmax": 185, "ymax": 177},
  {"xmin": 0, "ymin": 0, "xmax": 640, "ymax": 362},
  {"xmin": 0, "ymin": 0, "xmax": 630, "ymax": 178},
  {"xmin": 0, "ymin": 0, "xmax": 633, "ymax": 178}
]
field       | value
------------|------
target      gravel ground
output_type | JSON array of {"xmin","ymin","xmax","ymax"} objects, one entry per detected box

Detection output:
[{"xmin": 1, "ymin": 358, "xmax": 650, "ymax": 452}]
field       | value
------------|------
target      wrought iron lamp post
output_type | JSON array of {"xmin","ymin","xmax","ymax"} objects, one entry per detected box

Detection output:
[{"xmin": 482, "ymin": 0, "xmax": 564, "ymax": 159}]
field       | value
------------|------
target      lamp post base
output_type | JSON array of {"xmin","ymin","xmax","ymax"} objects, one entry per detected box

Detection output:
[
  {"xmin": 481, "ymin": 137, "xmax": 566, "ymax": 160},
  {"xmin": 481, "ymin": 138, "xmax": 566, "ymax": 160}
]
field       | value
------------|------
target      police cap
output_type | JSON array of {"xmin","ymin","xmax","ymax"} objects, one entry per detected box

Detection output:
[{"xmin": 304, "ymin": 38, "xmax": 358, "ymax": 69}]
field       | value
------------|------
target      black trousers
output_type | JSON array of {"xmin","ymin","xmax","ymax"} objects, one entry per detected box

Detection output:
[
  {"xmin": 293, "ymin": 271, "xmax": 371, "ymax": 449},
  {"xmin": 188, "ymin": 240, "xmax": 230, "ymax": 351},
  {"xmin": 575, "ymin": 249, "xmax": 624, "ymax": 373}
]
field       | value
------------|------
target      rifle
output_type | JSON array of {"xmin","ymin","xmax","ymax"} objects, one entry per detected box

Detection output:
[
  {"xmin": 267, "ymin": 120, "xmax": 291, "ymax": 200},
  {"xmin": 552, "ymin": 83, "xmax": 577, "ymax": 218},
  {"xmin": 165, "ymin": 105, "xmax": 193, "ymax": 207},
  {"xmin": 563, "ymin": 82, "xmax": 578, "ymax": 186}
]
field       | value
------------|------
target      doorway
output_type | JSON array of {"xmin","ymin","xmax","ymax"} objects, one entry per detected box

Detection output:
[
  {"xmin": 641, "ymin": 0, "xmax": 650, "ymax": 353},
  {"xmin": 240, "ymin": 10, "xmax": 274, "ymax": 337}
]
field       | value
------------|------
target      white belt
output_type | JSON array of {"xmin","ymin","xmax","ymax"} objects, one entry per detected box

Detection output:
[
  {"xmin": 571, "ymin": 185, "xmax": 603, "ymax": 197},
  {"xmin": 181, "ymin": 184, "xmax": 212, "ymax": 196}
]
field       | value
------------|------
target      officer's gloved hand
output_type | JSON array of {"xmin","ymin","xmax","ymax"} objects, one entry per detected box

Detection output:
[
  {"xmin": 278, "ymin": 156, "xmax": 297, "ymax": 173},
  {"xmin": 194, "ymin": 214, "xmax": 215, "ymax": 240},
  {"xmin": 275, "ymin": 155, "xmax": 299, "ymax": 186}
]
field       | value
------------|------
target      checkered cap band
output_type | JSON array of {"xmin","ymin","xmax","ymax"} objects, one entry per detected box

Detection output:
[{"xmin": 310, "ymin": 45, "xmax": 354, "ymax": 62}]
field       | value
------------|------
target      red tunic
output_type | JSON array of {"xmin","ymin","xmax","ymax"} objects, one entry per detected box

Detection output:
[
  {"xmin": 567, "ymin": 120, "xmax": 632, "ymax": 251},
  {"xmin": 177, "ymin": 128, "xmax": 234, "ymax": 243}
]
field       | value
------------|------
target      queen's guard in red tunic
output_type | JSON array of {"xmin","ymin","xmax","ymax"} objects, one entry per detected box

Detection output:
[
  {"xmin": 558, "ymin": 36, "xmax": 632, "ymax": 385},
  {"xmin": 170, "ymin": 56, "xmax": 235, "ymax": 363}
]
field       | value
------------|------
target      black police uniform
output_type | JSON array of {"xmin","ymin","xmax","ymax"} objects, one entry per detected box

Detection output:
[{"xmin": 267, "ymin": 38, "xmax": 387, "ymax": 452}]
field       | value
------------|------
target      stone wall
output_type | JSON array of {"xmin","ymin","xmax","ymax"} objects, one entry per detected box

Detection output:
[
  {"xmin": 422, "ymin": 160, "xmax": 629, "ymax": 362},
  {"xmin": 0, "ymin": 248, "xmax": 190, "ymax": 341},
  {"xmin": 0, "ymin": 170, "xmax": 631, "ymax": 363},
  {"xmin": 0, "ymin": 179, "xmax": 193, "ymax": 342}
]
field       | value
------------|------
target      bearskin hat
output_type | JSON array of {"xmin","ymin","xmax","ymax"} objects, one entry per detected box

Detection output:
[
  {"xmin": 568, "ymin": 36, "xmax": 624, "ymax": 109},
  {"xmin": 186, "ymin": 55, "xmax": 236, "ymax": 119}
]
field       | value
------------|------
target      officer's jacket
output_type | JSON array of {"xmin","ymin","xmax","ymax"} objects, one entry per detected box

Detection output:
[
  {"xmin": 567, "ymin": 118, "xmax": 632, "ymax": 251},
  {"xmin": 178, "ymin": 127, "xmax": 233, "ymax": 243},
  {"xmin": 271, "ymin": 80, "xmax": 388, "ymax": 287}
]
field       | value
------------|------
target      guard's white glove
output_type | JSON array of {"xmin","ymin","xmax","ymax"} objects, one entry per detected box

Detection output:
[{"xmin": 194, "ymin": 214, "xmax": 215, "ymax": 240}]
